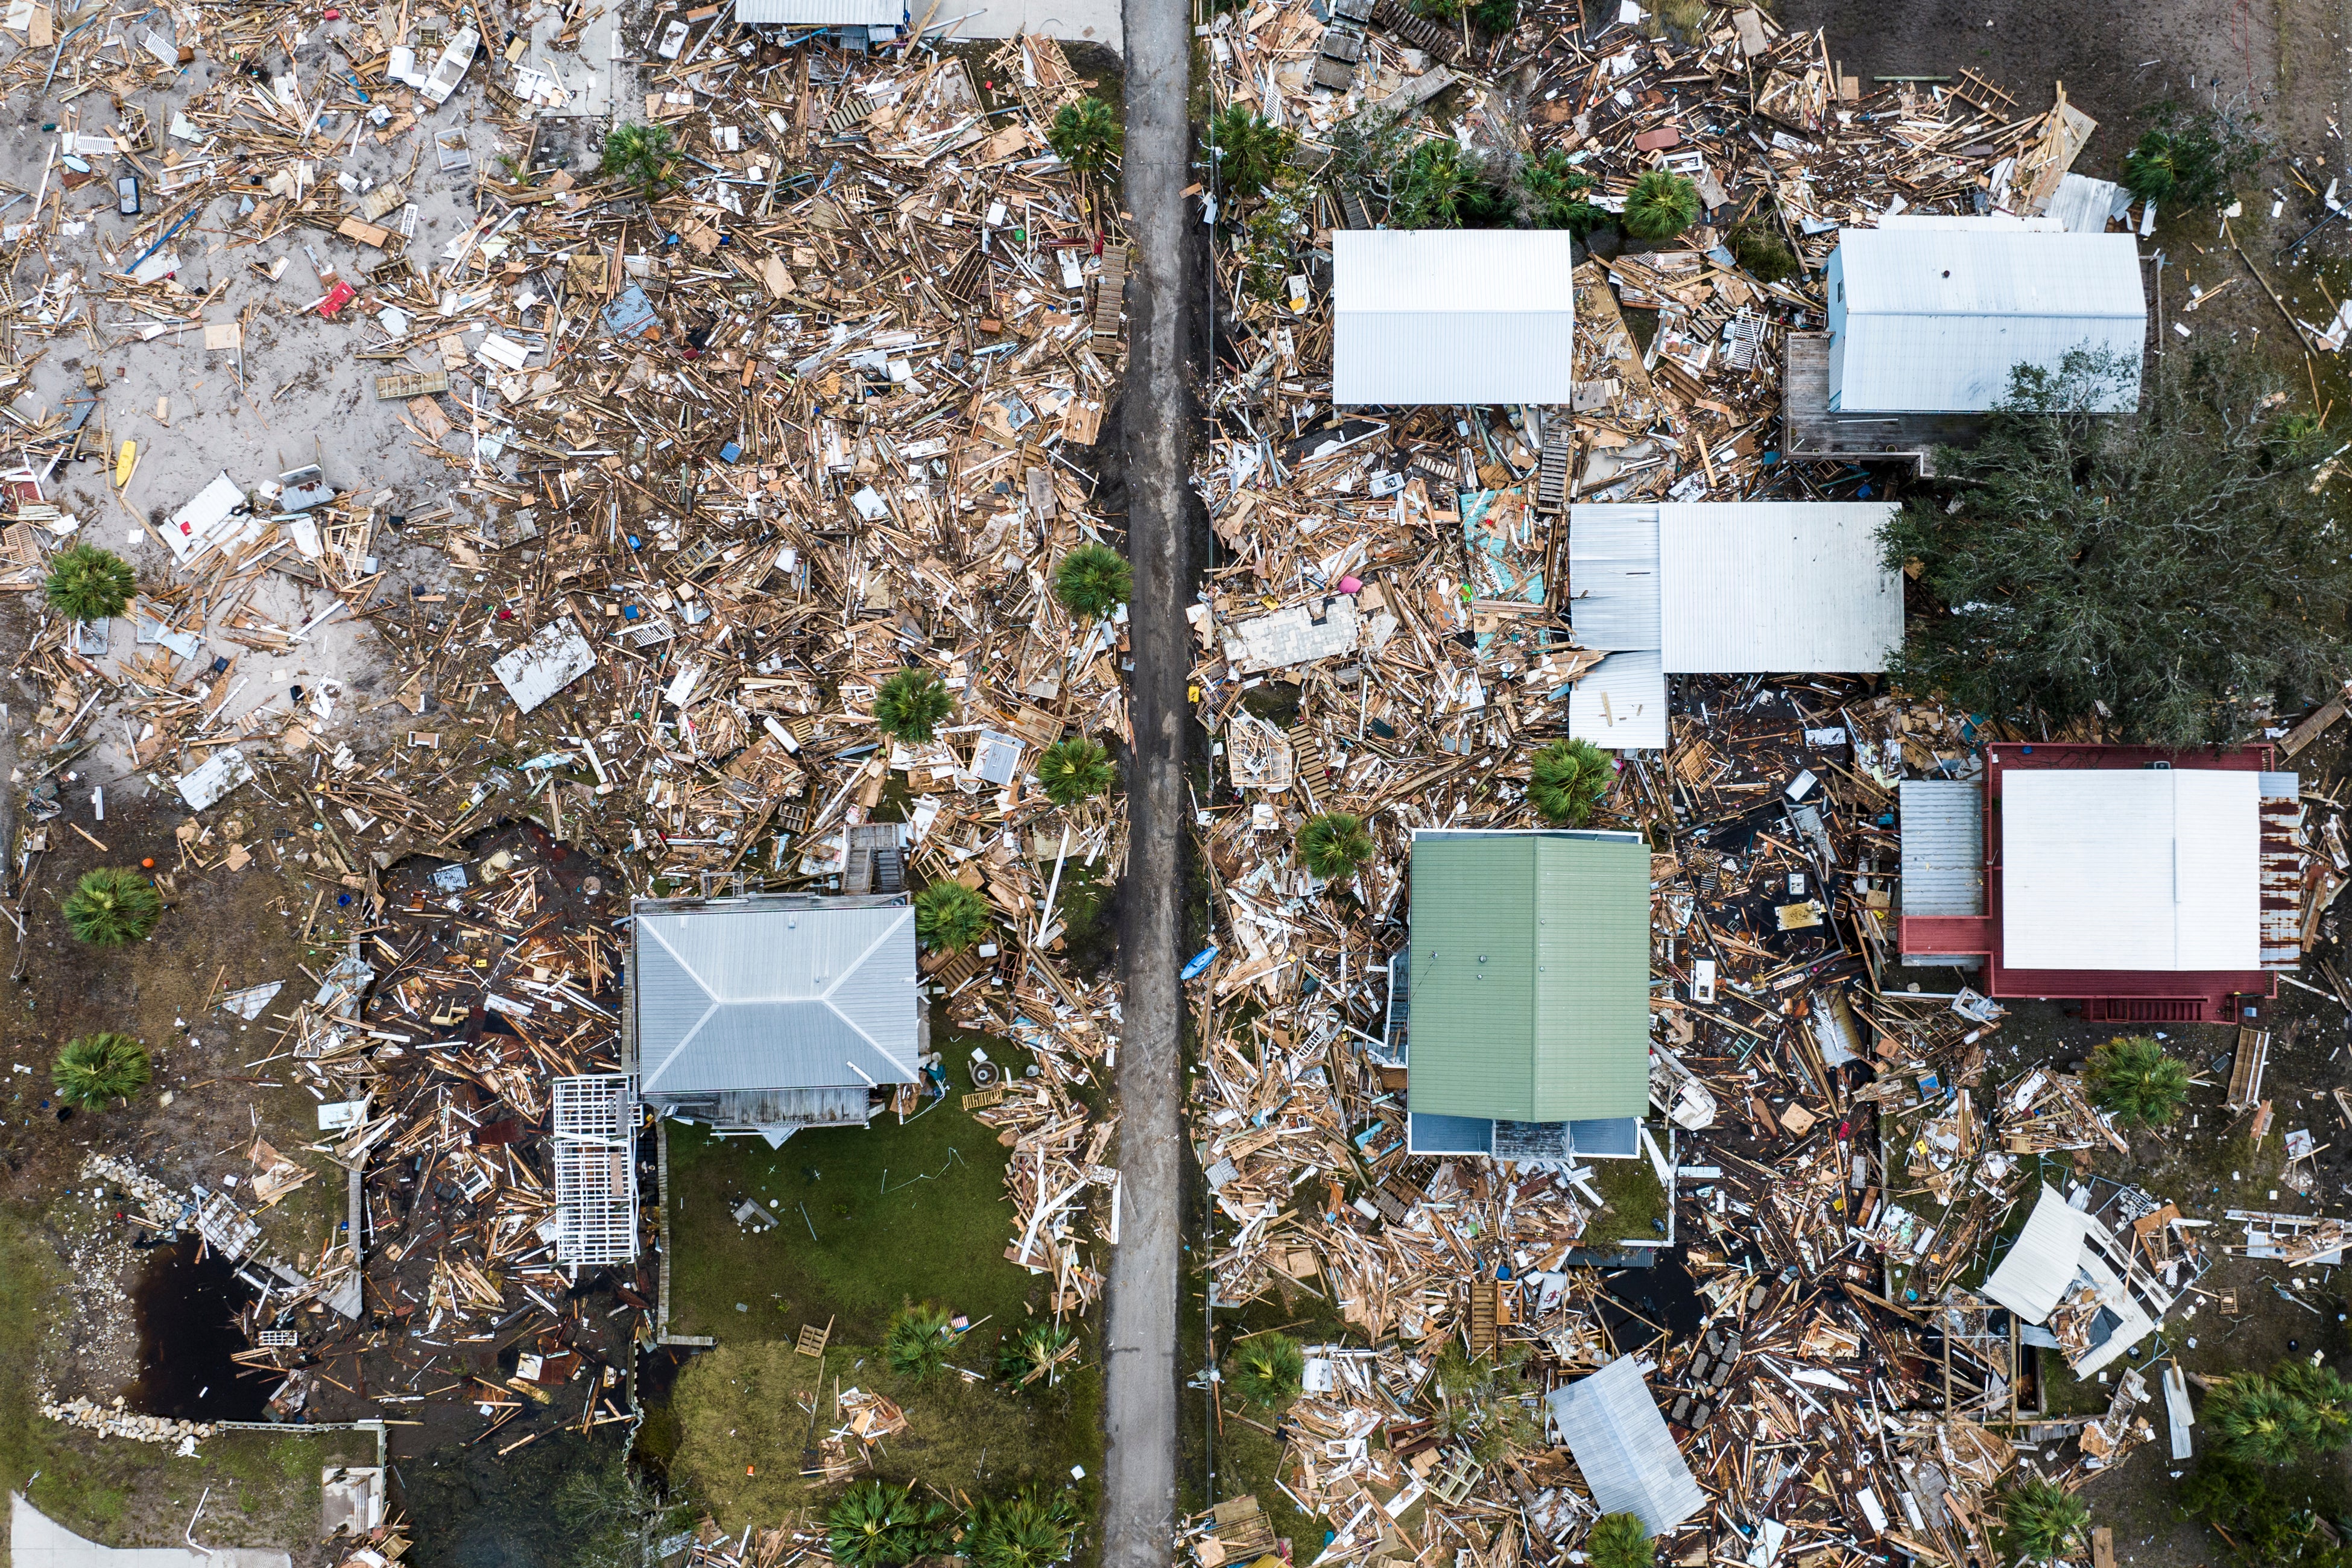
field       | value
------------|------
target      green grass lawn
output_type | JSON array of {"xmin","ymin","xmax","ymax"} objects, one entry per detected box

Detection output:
[
  {"xmin": 1586, "ymin": 1157, "xmax": 1668, "ymax": 1247},
  {"xmin": 660, "ymin": 1025, "xmax": 1105, "ymax": 1538},
  {"xmin": 665, "ymin": 1064, "xmax": 1037, "ymax": 1348}
]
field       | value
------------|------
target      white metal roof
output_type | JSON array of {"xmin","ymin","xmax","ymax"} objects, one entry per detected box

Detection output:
[
  {"xmin": 2002, "ymin": 768, "xmax": 2261, "ymax": 971},
  {"xmin": 1546, "ymin": 1359, "xmax": 1706, "ymax": 1537},
  {"xmin": 1830, "ymin": 227, "xmax": 2145, "ymax": 413},
  {"xmin": 736, "ymin": 0, "xmax": 902, "ymax": 24},
  {"xmin": 1984, "ymin": 1182, "xmax": 2093, "ymax": 1323},
  {"xmin": 1333, "ymin": 231, "xmax": 1578, "ymax": 406},
  {"xmin": 633, "ymin": 897, "xmax": 920, "ymax": 1097},
  {"xmin": 1655, "ymin": 502, "xmax": 1901, "ymax": 672},
  {"xmin": 1566, "ymin": 505, "xmax": 1659, "ymax": 652}
]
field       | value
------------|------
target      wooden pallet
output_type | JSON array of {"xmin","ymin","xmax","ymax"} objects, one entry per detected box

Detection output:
[
  {"xmin": 1467, "ymin": 1279, "xmax": 1500, "ymax": 1355},
  {"xmin": 1286, "ymin": 721, "xmax": 1330, "ymax": 805},
  {"xmin": 1090, "ymin": 244, "xmax": 1128, "ymax": 340},
  {"xmin": 375, "ymin": 369, "xmax": 449, "ymax": 400},
  {"xmin": 1953, "ymin": 67, "xmax": 2015, "ymax": 115},
  {"xmin": 795, "ymin": 1317, "xmax": 833, "ymax": 1358},
  {"xmin": 941, "ymin": 245, "xmax": 990, "ymax": 308}
]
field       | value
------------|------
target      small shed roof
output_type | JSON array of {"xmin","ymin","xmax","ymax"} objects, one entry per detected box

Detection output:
[
  {"xmin": 633, "ymin": 896, "xmax": 920, "ymax": 1098},
  {"xmin": 1656, "ymin": 502, "xmax": 1901, "ymax": 672},
  {"xmin": 2001, "ymin": 769, "xmax": 2260, "ymax": 972},
  {"xmin": 1546, "ymin": 1358, "xmax": 1707, "ymax": 1537},
  {"xmin": 1405, "ymin": 829, "xmax": 1650, "ymax": 1124},
  {"xmin": 1830, "ymin": 227, "xmax": 2144, "ymax": 413},
  {"xmin": 1333, "ymin": 231, "xmax": 1578, "ymax": 406}
]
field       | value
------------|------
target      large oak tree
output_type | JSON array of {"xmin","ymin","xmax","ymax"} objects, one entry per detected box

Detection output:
[{"xmin": 1882, "ymin": 344, "xmax": 2352, "ymax": 745}]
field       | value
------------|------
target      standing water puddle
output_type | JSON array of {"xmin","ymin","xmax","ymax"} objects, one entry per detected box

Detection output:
[{"xmin": 126, "ymin": 1238, "xmax": 270, "ymax": 1421}]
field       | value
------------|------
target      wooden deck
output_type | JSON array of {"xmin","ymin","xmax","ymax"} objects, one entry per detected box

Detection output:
[{"xmin": 1781, "ymin": 331, "xmax": 1987, "ymax": 473}]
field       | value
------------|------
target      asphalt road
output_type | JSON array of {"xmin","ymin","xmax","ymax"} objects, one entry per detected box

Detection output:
[{"xmin": 1102, "ymin": 0, "xmax": 1192, "ymax": 1557}]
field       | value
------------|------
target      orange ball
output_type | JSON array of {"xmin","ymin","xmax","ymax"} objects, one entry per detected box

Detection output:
[{"xmin": 141, "ymin": 858, "xmax": 155, "ymax": 868}]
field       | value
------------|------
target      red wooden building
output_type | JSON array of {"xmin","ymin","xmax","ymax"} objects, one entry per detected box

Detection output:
[{"xmin": 1897, "ymin": 743, "xmax": 2304, "ymax": 1023}]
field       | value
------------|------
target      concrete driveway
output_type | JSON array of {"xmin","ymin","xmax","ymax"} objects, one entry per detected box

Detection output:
[{"xmin": 10, "ymin": 1494, "xmax": 290, "ymax": 1568}]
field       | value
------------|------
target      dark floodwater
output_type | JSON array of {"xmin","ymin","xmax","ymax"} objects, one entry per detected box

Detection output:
[
  {"xmin": 1598, "ymin": 1251, "xmax": 1707, "ymax": 1352},
  {"xmin": 127, "ymin": 1238, "xmax": 270, "ymax": 1422}
]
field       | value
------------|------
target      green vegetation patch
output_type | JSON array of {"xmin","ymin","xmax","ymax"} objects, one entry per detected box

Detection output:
[{"xmin": 670, "ymin": 1340, "xmax": 1101, "ymax": 1531}]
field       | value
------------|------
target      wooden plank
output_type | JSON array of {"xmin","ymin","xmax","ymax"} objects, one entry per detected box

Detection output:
[
  {"xmin": 337, "ymin": 215, "xmax": 394, "ymax": 248},
  {"xmin": 2280, "ymin": 686, "xmax": 2351, "ymax": 757},
  {"xmin": 2226, "ymin": 1027, "xmax": 2269, "ymax": 1111}
]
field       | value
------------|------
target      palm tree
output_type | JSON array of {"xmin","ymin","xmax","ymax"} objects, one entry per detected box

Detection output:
[
  {"xmin": 1047, "ymin": 97, "xmax": 1120, "ymax": 177},
  {"xmin": 884, "ymin": 1301, "xmax": 955, "ymax": 1380},
  {"xmin": 1225, "ymin": 1331, "xmax": 1304, "ymax": 1409},
  {"xmin": 1584, "ymin": 1514, "xmax": 1656, "ymax": 1568},
  {"xmin": 1297, "ymin": 812, "xmax": 1374, "ymax": 882},
  {"xmin": 1621, "ymin": 170, "xmax": 1699, "ymax": 243},
  {"xmin": 43, "ymin": 543, "xmax": 136, "ymax": 622},
  {"xmin": 2274, "ymin": 1359, "xmax": 2352, "ymax": 1450},
  {"xmin": 2206, "ymin": 1372, "xmax": 2312, "ymax": 1465},
  {"xmin": 1035, "ymin": 737, "xmax": 1115, "ymax": 806},
  {"xmin": 913, "ymin": 881, "xmax": 991, "ymax": 954},
  {"xmin": 52, "ymin": 1033, "xmax": 151, "ymax": 1111},
  {"xmin": 998, "ymin": 1320, "xmax": 1077, "ymax": 1387},
  {"xmin": 965, "ymin": 1487, "xmax": 1080, "ymax": 1568},
  {"xmin": 1053, "ymin": 543, "xmax": 1130, "ymax": 621},
  {"xmin": 1994, "ymin": 1475, "xmax": 2088, "ymax": 1561},
  {"xmin": 1528, "ymin": 738, "xmax": 1614, "ymax": 826},
  {"xmin": 873, "ymin": 668, "xmax": 953, "ymax": 744},
  {"xmin": 1205, "ymin": 105, "xmax": 1295, "ymax": 204},
  {"xmin": 62, "ymin": 867, "xmax": 163, "ymax": 945},
  {"xmin": 826, "ymin": 1480, "xmax": 950, "ymax": 1568},
  {"xmin": 598, "ymin": 121, "xmax": 677, "ymax": 199},
  {"xmin": 2084, "ymin": 1035, "xmax": 2192, "ymax": 1129}
]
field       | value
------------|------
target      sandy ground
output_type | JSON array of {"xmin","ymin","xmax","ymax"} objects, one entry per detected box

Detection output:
[{"xmin": 1783, "ymin": 0, "xmax": 2331, "ymax": 165}]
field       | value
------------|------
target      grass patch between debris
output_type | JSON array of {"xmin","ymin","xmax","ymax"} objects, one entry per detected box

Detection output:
[
  {"xmin": 668, "ymin": 1338, "xmax": 1101, "ymax": 1532},
  {"xmin": 1584, "ymin": 1157, "xmax": 1667, "ymax": 1248}
]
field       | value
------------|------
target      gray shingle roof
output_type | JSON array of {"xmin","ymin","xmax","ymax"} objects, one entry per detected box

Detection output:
[{"xmin": 633, "ymin": 897, "xmax": 920, "ymax": 1098}]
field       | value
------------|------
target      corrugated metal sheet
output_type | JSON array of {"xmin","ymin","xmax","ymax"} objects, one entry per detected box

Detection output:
[
  {"xmin": 735, "ymin": 0, "xmax": 902, "ymax": 25},
  {"xmin": 633, "ymin": 898, "xmax": 920, "ymax": 1098},
  {"xmin": 1333, "ymin": 231, "xmax": 1578, "ymax": 405},
  {"xmin": 2002, "ymin": 769, "xmax": 2260, "ymax": 971},
  {"xmin": 1898, "ymin": 779, "xmax": 1984, "ymax": 917},
  {"xmin": 1568, "ymin": 650, "xmax": 1667, "ymax": 751},
  {"xmin": 1544, "ymin": 1359, "xmax": 1706, "ymax": 1537},
  {"xmin": 1830, "ymin": 227, "xmax": 2144, "ymax": 413},
  {"xmin": 1566, "ymin": 505, "xmax": 1658, "ymax": 651},
  {"xmin": 1405, "ymin": 830, "xmax": 1650, "ymax": 1124},
  {"xmin": 1655, "ymin": 502, "xmax": 1902, "ymax": 672},
  {"xmin": 1984, "ymin": 1183, "xmax": 2093, "ymax": 1324}
]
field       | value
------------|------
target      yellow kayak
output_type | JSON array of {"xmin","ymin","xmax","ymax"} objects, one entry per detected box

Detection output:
[{"xmin": 114, "ymin": 439, "xmax": 135, "ymax": 487}]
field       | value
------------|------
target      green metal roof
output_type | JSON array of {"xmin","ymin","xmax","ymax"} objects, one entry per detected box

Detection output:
[{"xmin": 1405, "ymin": 830, "xmax": 1651, "ymax": 1124}]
